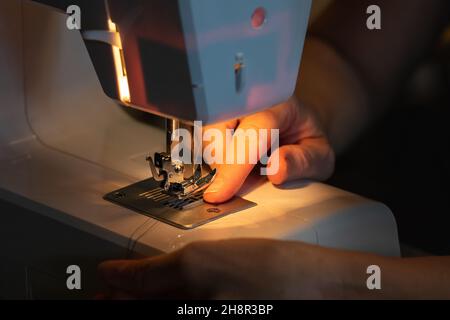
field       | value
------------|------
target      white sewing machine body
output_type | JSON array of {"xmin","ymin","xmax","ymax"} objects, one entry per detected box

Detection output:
[{"xmin": 0, "ymin": 1, "xmax": 399, "ymax": 299}]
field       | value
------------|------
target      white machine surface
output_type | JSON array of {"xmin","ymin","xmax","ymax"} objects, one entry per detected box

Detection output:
[{"xmin": 0, "ymin": 1, "xmax": 399, "ymax": 299}]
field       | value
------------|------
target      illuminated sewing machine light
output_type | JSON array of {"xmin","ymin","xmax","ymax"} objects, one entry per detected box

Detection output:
[{"xmin": 107, "ymin": 19, "xmax": 131, "ymax": 104}]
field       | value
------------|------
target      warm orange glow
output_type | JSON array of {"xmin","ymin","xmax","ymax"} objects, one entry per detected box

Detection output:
[{"xmin": 107, "ymin": 19, "xmax": 131, "ymax": 104}]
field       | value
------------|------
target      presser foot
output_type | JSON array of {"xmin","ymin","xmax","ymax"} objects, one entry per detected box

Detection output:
[{"xmin": 146, "ymin": 152, "xmax": 218, "ymax": 199}]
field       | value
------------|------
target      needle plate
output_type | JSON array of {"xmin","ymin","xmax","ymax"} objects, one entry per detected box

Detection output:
[{"xmin": 104, "ymin": 178, "xmax": 256, "ymax": 229}]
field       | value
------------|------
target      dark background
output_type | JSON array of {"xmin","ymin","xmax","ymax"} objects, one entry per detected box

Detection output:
[{"xmin": 330, "ymin": 45, "xmax": 450, "ymax": 255}]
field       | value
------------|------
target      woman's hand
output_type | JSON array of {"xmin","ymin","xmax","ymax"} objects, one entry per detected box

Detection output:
[
  {"xmin": 98, "ymin": 238, "xmax": 450, "ymax": 300},
  {"xmin": 203, "ymin": 97, "xmax": 335, "ymax": 204},
  {"xmin": 98, "ymin": 239, "xmax": 365, "ymax": 300}
]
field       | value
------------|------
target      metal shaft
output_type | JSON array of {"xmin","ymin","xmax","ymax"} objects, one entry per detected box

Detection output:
[{"xmin": 166, "ymin": 119, "xmax": 195, "ymax": 178}]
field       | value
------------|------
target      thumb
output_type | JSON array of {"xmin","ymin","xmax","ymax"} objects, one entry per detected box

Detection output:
[{"xmin": 267, "ymin": 138, "xmax": 335, "ymax": 186}]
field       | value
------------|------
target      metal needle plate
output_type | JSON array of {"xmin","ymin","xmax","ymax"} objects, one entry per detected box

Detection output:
[{"xmin": 104, "ymin": 178, "xmax": 256, "ymax": 229}]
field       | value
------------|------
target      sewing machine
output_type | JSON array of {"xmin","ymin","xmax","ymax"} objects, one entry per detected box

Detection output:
[{"xmin": 0, "ymin": 0, "xmax": 399, "ymax": 299}]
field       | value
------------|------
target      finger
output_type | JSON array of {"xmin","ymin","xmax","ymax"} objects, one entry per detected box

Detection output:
[
  {"xmin": 267, "ymin": 138, "xmax": 335, "ymax": 186},
  {"xmin": 204, "ymin": 111, "xmax": 279, "ymax": 204},
  {"xmin": 202, "ymin": 119, "xmax": 240, "ymax": 204}
]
